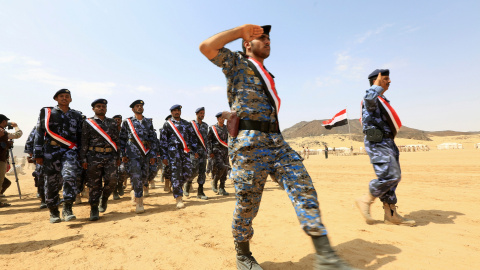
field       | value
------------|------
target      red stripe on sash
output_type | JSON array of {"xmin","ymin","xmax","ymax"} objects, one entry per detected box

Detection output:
[
  {"xmin": 127, "ymin": 118, "xmax": 150, "ymax": 155},
  {"xmin": 248, "ymin": 57, "xmax": 281, "ymax": 113},
  {"xmin": 168, "ymin": 120, "xmax": 190, "ymax": 153},
  {"xmin": 44, "ymin": 108, "xmax": 77, "ymax": 150},
  {"xmin": 378, "ymin": 97, "xmax": 402, "ymax": 132},
  {"xmin": 212, "ymin": 126, "xmax": 228, "ymax": 148},
  {"xmin": 86, "ymin": 118, "xmax": 117, "ymax": 151},
  {"xmin": 191, "ymin": 121, "xmax": 206, "ymax": 150}
]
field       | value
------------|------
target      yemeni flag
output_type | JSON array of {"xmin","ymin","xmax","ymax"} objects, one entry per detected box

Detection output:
[{"xmin": 322, "ymin": 109, "xmax": 348, "ymax": 130}]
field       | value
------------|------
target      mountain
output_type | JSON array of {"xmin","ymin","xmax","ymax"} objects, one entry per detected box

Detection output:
[{"xmin": 280, "ymin": 119, "xmax": 476, "ymax": 141}]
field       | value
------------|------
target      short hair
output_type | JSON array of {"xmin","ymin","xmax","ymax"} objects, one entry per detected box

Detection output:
[
  {"xmin": 242, "ymin": 39, "xmax": 247, "ymax": 53},
  {"xmin": 369, "ymin": 77, "xmax": 377, "ymax": 86}
]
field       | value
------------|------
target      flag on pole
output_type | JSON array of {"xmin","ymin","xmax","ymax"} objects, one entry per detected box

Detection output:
[{"xmin": 322, "ymin": 109, "xmax": 348, "ymax": 130}]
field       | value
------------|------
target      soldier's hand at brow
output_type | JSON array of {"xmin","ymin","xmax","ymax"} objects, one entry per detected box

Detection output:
[
  {"xmin": 242, "ymin": 24, "xmax": 264, "ymax": 42},
  {"xmin": 374, "ymin": 72, "xmax": 383, "ymax": 87},
  {"xmin": 82, "ymin": 163, "xmax": 88, "ymax": 169}
]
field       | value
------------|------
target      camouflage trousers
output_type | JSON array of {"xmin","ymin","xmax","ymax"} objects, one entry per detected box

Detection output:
[
  {"xmin": 126, "ymin": 155, "xmax": 150, "ymax": 198},
  {"xmin": 85, "ymin": 152, "xmax": 118, "ymax": 205},
  {"xmin": 117, "ymin": 163, "xmax": 129, "ymax": 188},
  {"xmin": 188, "ymin": 152, "xmax": 206, "ymax": 185},
  {"xmin": 212, "ymin": 149, "xmax": 229, "ymax": 188},
  {"xmin": 33, "ymin": 163, "xmax": 44, "ymax": 195},
  {"xmin": 147, "ymin": 161, "xmax": 160, "ymax": 182},
  {"xmin": 168, "ymin": 149, "xmax": 193, "ymax": 198},
  {"xmin": 161, "ymin": 163, "xmax": 171, "ymax": 181},
  {"xmin": 43, "ymin": 146, "xmax": 81, "ymax": 207},
  {"xmin": 364, "ymin": 138, "xmax": 401, "ymax": 204},
  {"xmin": 230, "ymin": 131, "xmax": 327, "ymax": 242}
]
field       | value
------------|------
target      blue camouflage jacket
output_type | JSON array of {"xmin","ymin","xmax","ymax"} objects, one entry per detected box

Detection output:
[
  {"xmin": 160, "ymin": 118, "xmax": 198, "ymax": 161},
  {"xmin": 119, "ymin": 116, "xmax": 157, "ymax": 159}
]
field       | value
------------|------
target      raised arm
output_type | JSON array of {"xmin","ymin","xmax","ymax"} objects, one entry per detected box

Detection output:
[{"xmin": 199, "ymin": 24, "xmax": 264, "ymax": 60}]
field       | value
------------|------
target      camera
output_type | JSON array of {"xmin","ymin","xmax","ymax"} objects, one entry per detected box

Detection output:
[{"xmin": 6, "ymin": 122, "xmax": 13, "ymax": 130}]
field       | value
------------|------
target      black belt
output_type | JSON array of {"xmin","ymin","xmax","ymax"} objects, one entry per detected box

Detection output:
[{"xmin": 239, "ymin": 120, "xmax": 279, "ymax": 134}]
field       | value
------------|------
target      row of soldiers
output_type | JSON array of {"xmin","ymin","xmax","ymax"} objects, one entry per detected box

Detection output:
[{"xmin": 25, "ymin": 88, "xmax": 230, "ymax": 223}]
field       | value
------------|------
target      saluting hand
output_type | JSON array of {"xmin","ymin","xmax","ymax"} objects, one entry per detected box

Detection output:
[
  {"xmin": 374, "ymin": 72, "xmax": 389, "ymax": 92},
  {"xmin": 241, "ymin": 24, "xmax": 264, "ymax": 42}
]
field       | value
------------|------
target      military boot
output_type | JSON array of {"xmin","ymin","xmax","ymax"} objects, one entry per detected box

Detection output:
[
  {"xmin": 131, "ymin": 190, "xmax": 136, "ymax": 205},
  {"xmin": 176, "ymin": 196, "xmax": 185, "ymax": 209},
  {"xmin": 211, "ymin": 179, "xmax": 218, "ymax": 193},
  {"xmin": 136, "ymin": 197, "xmax": 145, "ymax": 214},
  {"xmin": 62, "ymin": 201, "xmax": 76, "ymax": 221},
  {"xmin": 355, "ymin": 193, "xmax": 376, "ymax": 224},
  {"xmin": 112, "ymin": 189, "xmax": 120, "ymax": 200},
  {"xmin": 143, "ymin": 185, "xmax": 149, "ymax": 197},
  {"xmin": 196, "ymin": 184, "xmax": 208, "ymax": 200},
  {"xmin": 383, "ymin": 202, "xmax": 416, "ymax": 226},
  {"xmin": 90, "ymin": 204, "xmax": 100, "ymax": 221},
  {"xmin": 149, "ymin": 180, "xmax": 156, "ymax": 189},
  {"xmin": 39, "ymin": 194, "xmax": 47, "ymax": 209},
  {"xmin": 117, "ymin": 184, "xmax": 125, "ymax": 196},
  {"xmin": 312, "ymin": 235, "xmax": 358, "ymax": 270},
  {"xmin": 218, "ymin": 182, "xmax": 229, "ymax": 196},
  {"xmin": 49, "ymin": 206, "xmax": 61, "ymax": 223},
  {"xmin": 184, "ymin": 182, "xmax": 192, "ymax": 197},
  {"xmin": 164, "ymin": 179, "xmax": 171, "ymax": 192},
  {"xmin": 234, "ymin": 241, "xmax": 263, "ymax": 270},
  {"xmin": 99, "ymin": 195, "xmax": 109, "ymax": 213}
]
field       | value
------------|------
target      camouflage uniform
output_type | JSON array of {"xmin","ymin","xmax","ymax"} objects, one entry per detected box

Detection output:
[
  {"xmin": 34, "ymin": 106, "xmax": 83, "ymax": 208},
  {"xmin": 24, "ymin": 127, "xmax": 45, "ymax": 197},
  {"xmin": 147, "ymin": 135, "xmax": 161, "ymax": 183},
  {"xmin": 362, "ymin": 85, "xmax": 401, "ymax": 204},
  {"xmin": 211, "ymin": 48, "xmax": 327, "ymax": 242},
  {"xmin": 207, "ymin": 123, "xmax": 230, "ymax": 190},
  {"xmin": 119, "ymin": 116, "xmax": 157, "ymax": 198},
  {"xmin": 189, "ymin": 120, "xmax": 209, "ymax": 186},
  {"xmin": 79, "ymin": 116, "xmax": 120, "ymax": 205},
  {"xmin": 160, "ymin": 118, "xmax": 198, "ymax": 198}
]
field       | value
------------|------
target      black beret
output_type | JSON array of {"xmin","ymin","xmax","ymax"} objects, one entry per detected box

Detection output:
[
  {"xmin": 261, "ymin": 25, "xmax": 271, "ymax": 36},
  {"xmin": 53, "ymin": 89, "xmax": 71, "ymax": 99},
  {"xmin": 368, "ymin": 69, "xmax": 390, "ymax": 79},
  {"xmin": 130, "ymin": 100, "xmax": 144, "ymax": 108},
  {"xmin": 195, "ymin": 107, "xmax": 205, "ymax": 114},
  {"xmin": 112, "ymin": 115, "xmax": 122, "ymax": 119},
  {"xmin": 165, "ymin": 115, "xmax": 172, "ymax": 121},
  {"xmin": 170, "ymin": 104, "xmax": 182, "ymax": 111},
  {"xmin": 215, "ymin": 112, "xmax": 223, "ymax": 118},
  {"xmin": 0, "ymin": 114, "xmax": 9, "ymax": 122},
  {"xmin": 91, "ymin": 98, "xmax": 107, "ymax": 107}
]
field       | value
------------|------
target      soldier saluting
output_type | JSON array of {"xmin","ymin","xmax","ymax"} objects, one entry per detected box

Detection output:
[
  {"xmin": 79, "ymin": 99, "xmax": 120, "ymax": 221},
  {"xmin": 119, "ymin": 100, "xmax": 158, "ymax": 214},
  {"xmin": 207, "ymin": 112, "xmax": 230, "ymax": 196},
  {"xmin": 34, "ymin": 89, "xmax": 83, "ymax": 223}
]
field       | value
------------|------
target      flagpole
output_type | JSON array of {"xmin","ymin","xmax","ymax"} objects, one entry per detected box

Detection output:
[{"xmin": 346, "ymin": 107, "xmax": 352, "ymax": 149}]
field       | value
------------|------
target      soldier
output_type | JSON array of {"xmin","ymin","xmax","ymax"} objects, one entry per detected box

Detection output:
[
  {"xmin": 160, "ymin": 104, "xmax": 199, "ymax": 209},
  {"xmin": 119, "ymin": 100, "xmax": 157, "ymax": 213},
  {"xmin": 24, "ymin": 126, "xmax": 46, "ymax": 209},
  {"xmin": 207, "ymin": 112, "xmax": 230, "ymax": 196},
  {"xmin": 200, "ymin": 24, "xmax": 356, "ymax": 269},
  {"xmin": 160, "ymin": 115, "xmax": 173, "ymax": 193},
  {"xmin": 185, "ymin": 107, "xmax": 209, "ymax": 200},
  {"xmin": 79, "ymin": 99, "xmax": 120, "ymax": 221},
  {"xmin": 112, "ymin": 115, "xmax": 127, "ymax": 200},
  {"xmin": 34, "ymin": 89, "xmax": 83, "ymax": 223},
  {"xmin": 355, "ymin": 69, "xmax": 415, "ymax": 226}
]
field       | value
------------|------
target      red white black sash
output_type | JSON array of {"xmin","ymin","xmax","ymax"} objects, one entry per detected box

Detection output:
[
  {"xmin": 127, "ymin": 118, "xmax": 150, "ymax": 155},
  {"xmin": 168, "ymin": 120, "xmax": 190, "ymax": 153},
  {"xmin": 191, "ymin": 121, "xmax": 206, "ymax": 150},
  {"xmin": 247, "ymin": 57, "xmax": 281, "ymax": 113},
  {"xmin": 44, "ymin": 108, "xmax": 77, "ymax": 150},
  {"xmin": 360, "ymin": 97, "xmax": 402, "ymax": 137},
  {"xmin": 212, "ymin": 125, "xmax": 228, "ymax": 148},
  {"xmin": 86, "ymin": 118, "xmax": 117, "ymax": 151}
]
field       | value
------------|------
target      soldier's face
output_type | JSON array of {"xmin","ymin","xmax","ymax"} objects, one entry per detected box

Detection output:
[
  {"xmin": 93, "ymin": 104, "xmax": 107, "ymax": 116},
  {"xmin": 197, "ymin": 110, "xmax": 205, "ymax": 120},
  {"xmin": 132, "ymin": 104, "xmax": 144, "ymax": 114},
  {"xmin": 171, "ymin": 108, "xmax": 181, "ymax": 119},
  {"xmin": 55, "ymin": 93, "xmax": 72, "ymax": 106},
  {"xmin": 247, "ymin": 34, "xmax": 270, "ymax": 59},
  {"xmin": 113, "ymin": 117, "xmax": 122, "ymax": 125},
  {"xmin": 217, "ymin": 116, "xmax": 225, "ymax": 125},
  {"xmin": 0, "ymin": 120, "xmax": 6, "ymax": 128}
]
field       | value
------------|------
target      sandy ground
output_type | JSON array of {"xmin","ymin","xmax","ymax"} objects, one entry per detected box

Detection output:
[{"xmin": 1, "ymin": 135, "xmax": 479, "ymax": 270}]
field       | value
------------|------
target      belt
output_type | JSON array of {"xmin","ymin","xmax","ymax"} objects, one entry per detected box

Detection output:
[
  {"xmin": 89, "ymin": 146, "xmax": 114, "ymax": 153},
  {"xmin": 239, "ymin": 120, "xmax": 279, "ymax": 134},
  {"xmin": 129, "ymin": 139, "xmax": 150, "ymax": 148}
]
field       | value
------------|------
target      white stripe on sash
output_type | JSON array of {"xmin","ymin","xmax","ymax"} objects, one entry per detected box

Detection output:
[
  {"xmin": 127, "ymin": 118, "xmax": 149, "ymax": 155},
  {"xmin": 168, "ymin": 120, "xmax": 190, "ymax": 153},
  {"xmin": 86, "ymin": 118, "xmax": 117, "ymax": 151},
  {"xmin": 191, "ymin": 121, "xmax": 206, "ymax": 150},
  {"xmin": 247, "ymin": 57, "xmax": 281, "ymax": 113},
  {"xmin": 44, "ymin": 108, "xmax": 77, "ymax": 150},
  {"xmin": 378, "ymin": 96, "xmax": 402, "ymax": 133},
  {"xmin": 212, "ymin": 125, "xmax": 228, "ymax": 148}
]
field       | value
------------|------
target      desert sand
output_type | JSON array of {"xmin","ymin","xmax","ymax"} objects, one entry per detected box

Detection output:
[{"xmin": 1, "ymin": 135, "xmax": 479, "ymax": 270}]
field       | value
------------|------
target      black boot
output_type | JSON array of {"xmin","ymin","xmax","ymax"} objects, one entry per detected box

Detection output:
[
  {"xmin": 234, "ymin": 241, "xmax": 263, "ymax": 270},
  {"xmin": 49, "ymin": 206, "xmax": 61, "ymax": 223},
  {"xmin": 196, "ymin": 184, "xmax": 208, "ymax": 200},
  {"xmin": 312, "ymin": 236, "xmax": 357, "ymax": 270},
  {"xmin": 39, "ymin": 194, "xmax": 47, "ymax": 209},
  {"xmin": 99, "ymin": 195, "xmax": 108, "ymax": 213},
  {"xmin": 218, "ymin": 181, "xmax": 229, "ymax": 196},
  {"xmin": 184, "ymin": 182, "xmax": 192, "ymax": 197},
  {"xmin": 112, "ymin": 190, "xmax": 120, "ymax": 200},
  {"xmin": 62, "ymin": 201, "xmax": 76, "ymax": 222},
  {"xmin": 90, "ymin": 204, "xmax": 100, "ymax": 221},
  {"xmin": 211, "ymin": 179, "xmax": 218, "ymax": 193}
]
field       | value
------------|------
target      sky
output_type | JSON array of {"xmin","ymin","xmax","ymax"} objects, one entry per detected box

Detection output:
[{"xmin": 1, "ymin": 0, "xmax": 479, "ymax": 146}]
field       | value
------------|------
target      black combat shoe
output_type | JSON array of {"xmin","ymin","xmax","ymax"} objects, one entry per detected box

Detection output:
[
  {"xmin": 39, "ymin": 194, "xmax": 47, "ymax": 209},
  {"xmin": 49, "ymin": 207, "xmax": 61, "ymax": 223},
  {"xmin": 117, "ymin": 184, "xmax": 125, "ymax": 196},
  {"xmin": 62, "ymin": 201, "xmax": 76, "ymax": 221},
  {"xmin": 211, "ymin": 179, "xmax": 218, "ymax": 193},
  {"xmin": 99, "ymin": 196, "xmax": 108, "ymax": 213},
  {"xmin": 184, "ymin": 182, "xmax": 192, "ymax": 197},
  {"xmin": 234, "ymin": 241, "xmax": 263, "ymax": 270},
  {"xmin": 112, "ymin": 190, "xmax": 120, "ymax": 200},
  {"xmin": 90, "ymin": 205, "xmax": 100, "ymax": 221},
  {"xmin": 218, "ymin": 188, "xmax": 229, "ymax": 196},
  {"xmin": 196, "ymin": 185, "xmax": 208, "ymax": 200},
  {"xmin": 312, "ymin": 235, "xmax": 358, "ymax": 270}
]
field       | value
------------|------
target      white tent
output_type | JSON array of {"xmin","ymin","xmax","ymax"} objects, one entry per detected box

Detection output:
[{"xmin": 437, "ymin": 142, "xmax": 463, "ymax": 150}]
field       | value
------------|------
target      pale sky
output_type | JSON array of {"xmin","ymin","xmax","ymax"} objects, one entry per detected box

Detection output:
[{"xmin": 1, "ymin": 0, "xmax": 479, "ymax": 145}]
